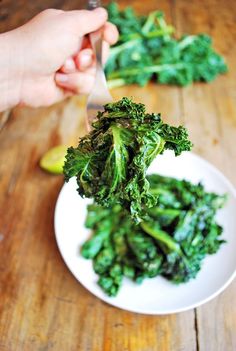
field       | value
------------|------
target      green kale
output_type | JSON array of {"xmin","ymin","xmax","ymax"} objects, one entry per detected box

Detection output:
[
  {"xmin": 81, "ymin": 174, "xmax": 226, "ymax": 296},
  {"xmin": 63, "ymin": 98, "xmax": 192, "ymax": 222},
  {"xmin": 105, "ymin": 2, "xmax": 227, "ymax": 88}
]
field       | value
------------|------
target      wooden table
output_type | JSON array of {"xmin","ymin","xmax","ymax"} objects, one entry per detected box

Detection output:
[{"xmin": 0, "ymin": 1, "xmax": 236, "ymax": 350}]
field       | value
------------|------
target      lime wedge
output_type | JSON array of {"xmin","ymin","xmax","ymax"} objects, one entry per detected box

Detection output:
[{"xmin": 40, "ymin": 145, "xmax": 68, "ymax": 174}]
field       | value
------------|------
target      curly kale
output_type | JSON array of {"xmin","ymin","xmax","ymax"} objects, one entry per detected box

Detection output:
[
  {"xmin": 63, "ymin": 98, "xmax": 192, "ymax": 222},
  {"xmin": 81, "ymin": 175, "xmax": 226, "ymax": 296},
  {"xmin": 105, "ymin": 2, "xmax": 228, "ymax": 88}
]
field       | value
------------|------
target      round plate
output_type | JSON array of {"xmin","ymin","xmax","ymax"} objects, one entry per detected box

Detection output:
[{"xmin": 54, "ymin": 152, "xmax": 236, "ymax": 315}]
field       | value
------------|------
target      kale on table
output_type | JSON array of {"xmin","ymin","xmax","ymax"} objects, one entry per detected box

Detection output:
[
  {"xmin": 106, "ymin": 2, "xmax": 228, "ymax": 88},
  {"xmin": 81, "ymin": 175, "xmax": 226, "ymax": 296}
]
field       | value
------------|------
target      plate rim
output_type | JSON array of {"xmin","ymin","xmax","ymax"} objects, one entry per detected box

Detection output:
[{"xmin": 54, "ymin": 152, "xmax": 236, "ymax": 315}]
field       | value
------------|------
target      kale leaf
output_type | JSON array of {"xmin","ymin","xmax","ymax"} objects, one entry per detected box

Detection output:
[
  {"xmin": 63, "ymin": 98, "xmax": 192, "ymax": 222},
  {"xmin": 81, "ymin": 174, "xmax": 226, "ymax": 296},
  {"xmin": 105, "ymin": 2, "xmax": 227, "ymax": 88}
]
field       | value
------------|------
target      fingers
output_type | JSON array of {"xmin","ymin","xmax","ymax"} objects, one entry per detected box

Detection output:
[
  {"xmin": 80, "ymin": 22, "xmax": 119, "ymax": 50},
  {"xmin": 101, "ymin": 41, "xmax": 110, "ymax": 65},
  {"xmin": 74, "ymin": 48, "xmax": 94, "ymax": 71},
  {"xmin": 65, "ymin": 8, "xmax": 108, "ymax": 36},
  {"xmin": 73, "ymin": 41, "xmax": 109, "ymax": 71},
  {"xmin": 55, "ymin": 69, "xmax": 95, "ymax": 95},
  {"xmin": 60, "ymin": 50, "xmax": 93, "ymax": 74},
  {"xmin": 60, "ymin": 57, "xmax": 77, "ymax": 73},
  {"xmin": 103, "ymin": 22, "xmax": 119, "ymax": 45},
  {"xmin": 57, "ymin": 10, "xmax": 118, "ymax": 94},
  {"xmin": 60, "ymin": 19, "xmax": 118, "ymax": 74},
  {"xmin": 61, "ymin": 41, "xmax": 109, "ymax": 74},
  {"xmin": 58, "ymin": 41, "xmax": 110, "ymax": 93}
]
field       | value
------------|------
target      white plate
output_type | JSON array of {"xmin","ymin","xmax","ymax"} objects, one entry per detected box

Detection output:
[{"xmin": 54, "ymin": 151, "xmax": 236, "ymax": 315}]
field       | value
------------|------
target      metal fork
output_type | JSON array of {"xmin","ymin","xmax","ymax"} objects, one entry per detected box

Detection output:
[{"xmin": 86, "ymin": 0, "xmax": 113, "ymax": 131}]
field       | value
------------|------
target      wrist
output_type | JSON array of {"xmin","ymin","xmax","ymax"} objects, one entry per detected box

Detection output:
[{"xmin": 0, "ymin": 29, "xmax": 26, "ymax": 111}]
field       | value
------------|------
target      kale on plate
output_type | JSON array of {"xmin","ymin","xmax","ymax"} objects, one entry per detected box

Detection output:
[
  {"xmin": 81, "ymin": 175, "xmax": 226, "ymax": 297},
  {"xmin": 63, "ymin": 98, "xmax": 192, "ymax": 222},
  {"xmin": 105, "ymin": 2, "xmax": 228, "ymax": 88}
]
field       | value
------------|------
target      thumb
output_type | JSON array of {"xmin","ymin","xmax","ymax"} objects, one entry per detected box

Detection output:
[{"xmin": 66, "ymin": 8, "xmax": 108, "ymax": 36}]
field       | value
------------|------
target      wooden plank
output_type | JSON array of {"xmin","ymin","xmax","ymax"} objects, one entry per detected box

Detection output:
[
  {"xmin": 0, "ymin": 3, "xmax": 198, "ymax": 351},
  {"xmin": 174, "ymin": 0, "xmax": 236, "ymax": 350}
]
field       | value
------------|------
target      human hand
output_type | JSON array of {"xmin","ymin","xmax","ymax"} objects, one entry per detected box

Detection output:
[{"xmin": 0, "ymin": 8, "xmax": 118, "ymax": 110}]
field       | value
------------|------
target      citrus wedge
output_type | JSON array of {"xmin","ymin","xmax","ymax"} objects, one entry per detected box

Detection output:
[{"xmin": 40, "ymin": 145, "xmax": 68, "ymax": 174}]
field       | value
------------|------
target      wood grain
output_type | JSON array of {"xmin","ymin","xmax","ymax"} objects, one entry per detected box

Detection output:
[
  {"xmin": 0, "ymin": 0, "xmax": 235, "ymax": 350},
  {"xmin": 174, "ymin": 2, "xmax": 236, "ymax": 350}
]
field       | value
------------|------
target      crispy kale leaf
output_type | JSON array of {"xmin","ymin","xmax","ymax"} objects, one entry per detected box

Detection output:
[
  {"xmin": 63, "ymin": 98, "xmax": 192, "ymax": 222},
  {"xmin": 81, "ymin": 175, "xmax": 226, "ymax": 296},
  {"xmin": 105, "ymin": 2, "xmax": 227, "ymax": 88}
]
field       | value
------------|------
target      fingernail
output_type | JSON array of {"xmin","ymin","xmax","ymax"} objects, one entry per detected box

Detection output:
[
  {"xmin": 80, "ymin": 53, "xmax": 93, "ymax": 68},
  {"xmin": 55, "ymin": 73, "xmax": 68, "ymax": 83},
  {"xmin": 64, "ymin": 58, "xmax": 75, "ymax": 71},
  {"xmin": 93, "ymin": 7, "xmax": 107, "ymax": 18}
]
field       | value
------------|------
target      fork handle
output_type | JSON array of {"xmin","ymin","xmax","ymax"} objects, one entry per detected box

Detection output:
[
  {"xmin": 87, "ymin": 0, "xmax": 103, "ymax": 67},
  {"xmin": 87, "ymin": 0, "xmax": 101, "ymax": 10}
]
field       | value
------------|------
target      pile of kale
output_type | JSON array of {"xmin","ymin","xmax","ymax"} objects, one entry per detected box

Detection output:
[
  {"xmin": 105, "ymin": 2, "xmax": 227, "ymax": 88},
  {"xmin": 63, "ymin": 98, "xmax": 226, "ymax": 297},
  {"xmin": 81, "ymin": 175, "xmax": 226, "ymax": 297}
]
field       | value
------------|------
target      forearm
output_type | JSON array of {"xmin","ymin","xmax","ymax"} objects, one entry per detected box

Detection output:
[{"xmin": 0, "ymin": 29, "xmax": 25, "ymax": 111}]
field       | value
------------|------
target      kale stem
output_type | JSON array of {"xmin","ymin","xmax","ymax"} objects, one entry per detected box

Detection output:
[
  {"xmin": 107, "ymin": 78, "xmax": 126, "ymax": 89},
  {"xmin": 109, "ymin": 39, "xmax": 140, "ymax": 58},
  {"xmin": 107, "ymin": 63, "xmax": 185, "ymax": 79},
  {"xmin": 178, "ymin": 35, "xmax": 197, "ymax": 50},
  {"xmin": 110, "ymin": 26, "xmax": 174, "ymax": 58},
  {"xmin": 141, "ymin": 222, "xmax": 182, "ymax": 254},
  {"xmin": 118, "ymin": 27, "xmax": 174, "ymax": 42},
  {"xmin": 157, "ymin": 16, "xmax": 173, "ymax": 41},
  {"xmin": 145, "ymin": 27, "xmax": 174, "ymax": 38},
  {"xmin": 141, "ymin": 10, "xmax": 162, "ymax": 34}
]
